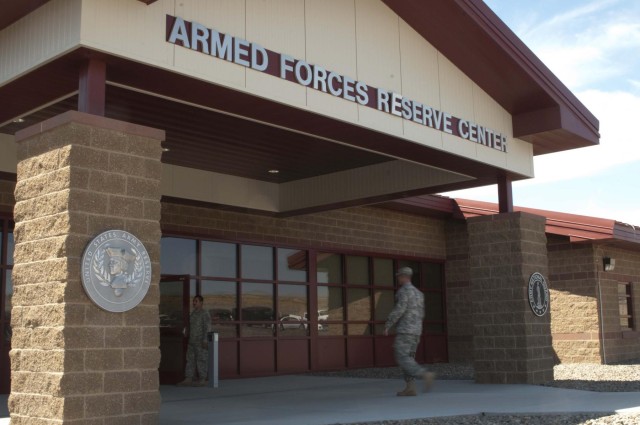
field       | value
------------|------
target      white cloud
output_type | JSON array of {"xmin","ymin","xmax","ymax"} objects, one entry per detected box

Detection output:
[
  {"xmin": 525, "ymin": 89, "xmax": 640, "ymax": 185},
  {"xmin": 514, "ymin": 1, "xmax": 640, "ymax": 91}
]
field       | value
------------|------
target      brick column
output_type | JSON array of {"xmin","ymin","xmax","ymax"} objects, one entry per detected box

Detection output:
[
  {"xmin": 468, "ymin": 212, "xmax": 554, "ymax": 384},
  {"xmin": 10, "ymin": 111, "xmax": 164, "ymax": 424}
]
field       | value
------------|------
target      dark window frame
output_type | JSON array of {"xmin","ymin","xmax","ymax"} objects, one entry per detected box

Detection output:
[{"xmin": 619, "ymin": 282, "xmax": 635, "ymax": 331}]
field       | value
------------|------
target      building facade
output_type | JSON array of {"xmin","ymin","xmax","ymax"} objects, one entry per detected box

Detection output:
[{"xmin": 0, "ymin": 0, "xmax": 612, "ymax": 424}]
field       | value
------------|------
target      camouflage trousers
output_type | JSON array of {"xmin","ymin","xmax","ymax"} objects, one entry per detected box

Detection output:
[
  {"xmin": 185, "ymin": 342, "xmax": 208, "ymax": 380},
  {"xmin": 393, "ymin": 333, "xmax": 425, "ymax": 382}
]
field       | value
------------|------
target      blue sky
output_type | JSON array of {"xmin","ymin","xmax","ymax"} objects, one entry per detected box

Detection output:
[{"xmin": 444, "ymin": 0, "xmax": 640, "ymax": 225}]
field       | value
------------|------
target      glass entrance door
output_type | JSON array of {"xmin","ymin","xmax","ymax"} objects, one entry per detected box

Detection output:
[{"xmin": 159, "ymin": 275, "xmax": 190, "ymax": 385}]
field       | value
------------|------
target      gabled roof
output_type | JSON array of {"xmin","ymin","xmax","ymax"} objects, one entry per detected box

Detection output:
[{"xmin": 1, "ymin": 0, "xmax": 599, "ymax": 157}]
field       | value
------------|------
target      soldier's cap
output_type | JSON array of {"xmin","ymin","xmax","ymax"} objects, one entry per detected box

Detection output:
[{"xmin": 395, "ymin": 267, "xmax": 413, "ymax": 277}]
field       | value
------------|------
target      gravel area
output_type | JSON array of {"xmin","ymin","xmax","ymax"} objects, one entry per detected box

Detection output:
[
  {"xmin": 315, "ymin": 361, "xmax": 640, "ymax": 425},
  {"xmin": 330, "ymin": 413, "xmax": 640, "ymax": 425}
]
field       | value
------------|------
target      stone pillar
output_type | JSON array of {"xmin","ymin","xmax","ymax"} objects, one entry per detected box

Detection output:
[
  {"xmin": 468, "ymin": 212, "xmax": 554, "ymax": 384},
  {"xmin": 10, "ymin": 111, "xmax": 164, "ymax": 424}
]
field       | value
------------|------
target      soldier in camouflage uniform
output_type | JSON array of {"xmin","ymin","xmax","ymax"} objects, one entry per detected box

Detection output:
[
  {"xmin": 178, "ymin": 295, "xmax": 212, "ymax": 387},
  {"xmin": 384, "ymin": 267, "xmax": 435, "ymax": 396}
]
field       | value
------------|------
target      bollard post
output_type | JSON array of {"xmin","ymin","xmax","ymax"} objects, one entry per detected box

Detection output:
[{"xmin": 207, "ymin": 331, "xmax": 219, "ymax": 388}]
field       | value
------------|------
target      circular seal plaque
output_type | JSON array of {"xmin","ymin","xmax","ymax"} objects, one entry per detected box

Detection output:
[
  {"xmin": 81, "ymin": 230, "xmax": 152, "ymax": 313},
  {"xmin": 528, "ymin": 272, "xmax": 550, "ymax": 317}
]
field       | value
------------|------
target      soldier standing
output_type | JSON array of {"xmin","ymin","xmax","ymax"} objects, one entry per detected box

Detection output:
[
  {"xmin": 178, "ymin": 295, "xmax": 212, "ymax": 386},
  {"xmin": 384, "ymin": 267, "xmax": 435, "ymax": 396}
]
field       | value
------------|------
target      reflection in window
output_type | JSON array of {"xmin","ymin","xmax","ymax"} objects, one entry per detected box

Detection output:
[
  {"xmin": 347, "ymin": 288, "xmax": 370, "ymax": 321},
  {"xmin": 317, "ymin": 286, "xmax": 344, "ymax": 322},
  {"xmin": 425, "ymin": 294, "xmax": 444, "ymax": 322},
  {"xmin": 159, "ymin": 280, "xmax": 185, "ymax": 330},
  {"xmin": 241, "ymin": 283, "xmax": 274, "ymax": 321},
  {"xmin": 7, "ymin": 232, "xmax": 13, "ymax": 266},
  {"xmin": 619, "ymin": 282, "xmax": 634, "ymax": 330},
  {"xmin": 424, "ymin": 262, "xmax": 443, "ymax": 290},
  {"xmin": 202, "ymin": 280, "xmax": 237, "ymax": 320},
  {"xmin": 373, "ymin": 258, "xmax": 394, "ymax": 286},
  {"xmin": 278, "ymin": 249, "xmax": 307, "ymax": 282},
  {"xmin": 348, "ymin": 324, "xmax": 370, "ymax": 335},
  {"xmin": 3, "ymin": 270, "xmax": 10, "ymax": 343},
  {"xmin": 278, "ymin": 284, "xmax": 307, "ymax": 319},
  {"xmin": 317, "ymin": 253, "xmax": 342, "ymax": 284},
  {"xmin": 160, "ymin": 238, "xmax": 196, "ymax": 275},
  {"xmin": 203, "ymin": 280, "xmax": 237, "ymax": 338},
  {"xmin": 346, "ymin": 256, "xmax": 369, "ymax": 285},
  {"xmin": 201, "ymin": 241, "xmax": 236, "ymax": 278},
  {"xmin": 374, "ymin": 290, "xmax": 394, "ymax": 321},
  {"xmin": 241, "ymin": 245, "xmax": 273, "ymax": 280}
]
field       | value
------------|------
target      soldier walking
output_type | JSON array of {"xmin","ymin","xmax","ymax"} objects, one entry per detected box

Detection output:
[
  {"xmin": 384, "ymin": 267, "xmax": 436, "ymax": 396},
  {"xmin": 178, "ymin": 295, "xmax": 212, "ymax": 386}
]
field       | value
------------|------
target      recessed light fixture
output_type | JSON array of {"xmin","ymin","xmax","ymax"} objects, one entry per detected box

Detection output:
[
  {"xmin": 12, "ymin": 118, "xmax": 25, "ymax": 123},
  {"xmin": 268, "ymin": 169, "xmax": 280, "ymax": 174},
  {"xmin": 161, "ymin": 147, "xmax": 170, "ymax": 152}
]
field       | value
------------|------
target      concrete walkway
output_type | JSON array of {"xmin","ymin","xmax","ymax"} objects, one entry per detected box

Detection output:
[{"xmin": 2, "ymin": 376, "xmax": 640, "ymax": 424}]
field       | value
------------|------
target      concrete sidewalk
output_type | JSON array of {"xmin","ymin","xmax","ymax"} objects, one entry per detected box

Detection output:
[{"xmin": 2, "ymin": 376, "xmax": 640, "ymax": 424}]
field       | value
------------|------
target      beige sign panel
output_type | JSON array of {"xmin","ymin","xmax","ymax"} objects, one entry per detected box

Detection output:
[{"xmin": 0, "ymin": 0, "xmax": 534, "ymax": 177}]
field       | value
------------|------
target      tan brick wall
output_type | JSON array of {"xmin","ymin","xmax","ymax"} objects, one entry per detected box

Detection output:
[
  {"xmin": 10, "ymin": 112, "xmax": 163, "ymax": 424},
  {"xmin": 547, "ymin": 235, "xmax": 601, "ymax": 363},
  {"xmin": 161, "ymin": 203, "xmax": 447, "ymax": 259},
  {"xmin": 593, "ymin": 245, "xmax": 640, "ymax": 363},
  {"xmin": 468, "ymin": 212, "xmax": 553, "ymax": 384},
  {"xmin": 444, "ymin": 219, "xmax": 472, "ymax": 362}
]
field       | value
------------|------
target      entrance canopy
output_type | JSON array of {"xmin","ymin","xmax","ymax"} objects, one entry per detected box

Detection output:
[{"xmin": 0, "ymin": 0, "xmax": 599, "ymax": 216}]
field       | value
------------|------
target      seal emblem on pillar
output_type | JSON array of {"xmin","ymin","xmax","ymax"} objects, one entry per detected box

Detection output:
[
  {"xmin": 81, "ymin": 230, "xmax": 152, "ymax": 312},
  {"xmin": 528, "ymin": 272, "xmax": 550, "ymax": 317}
]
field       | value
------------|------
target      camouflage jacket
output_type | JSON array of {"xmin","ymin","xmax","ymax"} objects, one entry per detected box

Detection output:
[
  {"xmin": 385, "ymin": 283, "xmax": 424, "ymax": 335},
  {"xmin": 189, "ymin": 308, "xmax": 211, "ymax": 344}
]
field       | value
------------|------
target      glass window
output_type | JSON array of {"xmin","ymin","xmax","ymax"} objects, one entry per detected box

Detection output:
[
  {"xmin": 202, "ymin": 280, "xmax": 237, "ymax": 338},
  {"xmin": 4, "ymin": 270, "xmax": 12, "ymax": 321},
  {"xmin": 425, "ymin": 293, "xmax": 444, "ymax": 322},
  {"xmin": 278, "ymin": 284, "xmax": 308, "ymax": 319},
  {"xmin": 7, "ymin": 231, "xmax": 13, "ymax": 266},
  {"xmin": 201, "ymin": 241, "xmax": 236, "ymax": 278},
  {"xmin": 424, "ymin": 262, "xmax": 443, "ymax": 290},
  {"xmin": 241, "ymin": 245, "xmax": 273, "ymax": 280},
  {"xmin": 159, "ymin": 280, "xmax": 186, "ymax": 331},
  {"xmin": 348, "ymin": 324, "xmax": 371, "ymax": 335},
  {"xmin": 160, "ymin": 237, "xmax": 196, "ymax": 275},
  {"xmin": 317, "ymin": 253, "xmax": 342, "ymax": 284},
  {"xmin": 347, "ymin": 288, "xmax": 370, "ymax": 321},
  {"xmin": 425, "ymin": 323, "xmax": 445, "ymax": 334},
  {"xmin": 346, "ymin": 256, "xmax": 369, "ymax": 285},
  {"xmin": 278, "ymin": 249, "xmax": 307, "ymax": 282},
  {"xmin": 317, "ymin": 286, "xmax": 344, "ymax": 321},
  {"xmin": 241, "ymin": 283, "xmax": 274, "ymax": 321},
  {"xmin": 374, "ymin": 290, "xmax": 394, "ymax": 321},
  {"xmin": 618, "ymin": 282, "xmax": 634, "ymax": 330},
  {"xmin": 202, "ymin": 280, "xmax": 237, "ymax": 321},
  {"xmin": 373, "ymin": 258, "xmax": 394, "ymax": 286}
]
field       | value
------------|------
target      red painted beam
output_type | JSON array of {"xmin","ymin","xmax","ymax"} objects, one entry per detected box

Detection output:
[
  {"xmin": 78, "ymin": 59, "xmax": 106, "ymax": 116},
  {"xmin": 498, "ymin": 174, "xmax": 514, "ymax": 214}
]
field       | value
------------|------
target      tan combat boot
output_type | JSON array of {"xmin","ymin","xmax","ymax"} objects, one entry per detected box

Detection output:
[
  {"xmin": 396, "ymin": 380, "xmax": 417, "ymax": 396},
  {"xmin": 176, "ymin": 378, "xmax": 193, "ymax": 387},
  {"xmin": 423, "ymin": 372, "xmax": 436, "ymax": 393}
]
